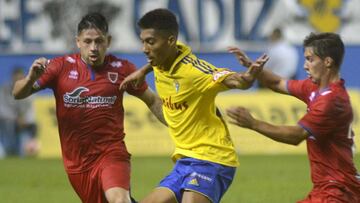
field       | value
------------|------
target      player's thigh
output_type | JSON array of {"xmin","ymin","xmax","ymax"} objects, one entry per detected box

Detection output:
[
  {"xmin": 67, "ymin": 170, "xmax": 105, "ymax": 203},
  {"xmin": 101, "ymin": 157, "xmax": 131, "ymax": 203},
  {"xmin": 141, "ymin": 187, "xmax": 177, "ymax": 203},
  {"xmin": 182, "ymin": 190, "xmax": 211, "ymax": 203},
  {"xmin": 297, "ymin": 185, "xmax": 355, "ymax": 203},
  {"xmin": 105, "ymin": 187, "xmax": 131, "ymax": 203},
  {"xmin": 101, "ymin": 158, "xmax": 131, "ymax": 191},
  {"xmin": 180, "ymin": 158, "xmax": 236, "ymax": 203}
]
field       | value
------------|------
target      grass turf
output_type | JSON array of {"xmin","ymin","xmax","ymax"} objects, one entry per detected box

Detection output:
[{"xmin": 0, "ymin": 154, "xmax": 359, "ymax": 203}]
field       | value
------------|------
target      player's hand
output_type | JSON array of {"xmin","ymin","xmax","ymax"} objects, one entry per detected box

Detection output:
[
  {"xmin": 28, "ymin": 57, "xmax": 48, "ymax": 82},
  {"xmin": 228, "ymin": 46, "xmax": 253, "ymax": 68},
  {"xmin": 226, "ymin": 106, "xmax": 255, "ymax": 129},
  {"xmin": 241, "ymin": 54, "xmax": 269, "ymax": 83},
  {"xmin": 119, "ymin": 68, "xmax": 146, "ymax": 90}
]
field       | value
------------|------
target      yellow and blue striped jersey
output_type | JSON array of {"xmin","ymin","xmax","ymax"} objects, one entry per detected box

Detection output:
[{"xmin": 153, "ymin": 42, "xmax": 239, "ymax": 167}]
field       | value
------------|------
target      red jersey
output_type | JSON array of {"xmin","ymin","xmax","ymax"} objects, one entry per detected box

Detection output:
[
  {"xmin": 36, "ymin": 53, "xmax": 147, "ymax": 173},
  {"xmin": 288, "ymin": 79, "xmax": 360, "ymax": 190}
]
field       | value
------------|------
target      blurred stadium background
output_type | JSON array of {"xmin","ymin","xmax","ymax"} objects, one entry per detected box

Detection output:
[{"xmin": 0, "ymin": 0, "xmax": 359, "ymax": 202}]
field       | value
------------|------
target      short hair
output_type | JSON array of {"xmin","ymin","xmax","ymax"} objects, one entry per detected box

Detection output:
[
  {"xmin": 303, "ymin": 32, "xmax": 345, "ymax": 67},
  {"xmin": 137, "ymin": 8, "xmax": 179, "ymax": 37},
  {"xmin": 77, "ymin": 12, "xmax": 108, "ymax": 35}
]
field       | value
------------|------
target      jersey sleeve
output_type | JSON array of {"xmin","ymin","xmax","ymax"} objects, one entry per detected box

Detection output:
[
  {"xmin": 35, "ymin": 57, "xmax": 63, "ymax": 90},
  {"xmin": 123, "ymin": 61, "xmax": 148, "ymax": 95},
  {"xmin": 287, "ymin": 79, "xmax": 313, "ymax": 103},
  {"xmin": 298, "ymin": 95, "xmax": 338, "ymax": 139},
  {"xmin": 192, "ymin": 59, "xmax": 235, "ymax": 93}
]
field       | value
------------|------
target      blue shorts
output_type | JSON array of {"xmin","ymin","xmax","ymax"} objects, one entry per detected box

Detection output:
[{"xmin": 158, "ymin": 157, "xmax": 236, "ymax": 203}]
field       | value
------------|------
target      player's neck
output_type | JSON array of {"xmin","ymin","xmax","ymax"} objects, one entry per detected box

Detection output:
[
  {"xmin": 319, "ymin": 72, "xmax": 340, "ymax": 89},
  {"xmin": 160, "ymin": 49, "xmax": 180, "ymax": 71}
]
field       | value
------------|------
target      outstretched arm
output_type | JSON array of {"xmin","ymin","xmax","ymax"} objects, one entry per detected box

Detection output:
[
  {"xmin": 119, "ymin": 64, "xmax": 153, "ymax": 90},
  {"xmin": 135, "ymin": 88, "xmax": 167, "ymax": 126},
  {"xmin": 228, "ymin": 46, "xmax": 289, "ymax": 94},
  {"xmin": 226, "ymin": 106, "xmax": 308, "ymax": 145},
  {"xmin": 13, "ymin": 57, "xmax": 48, "ymax": 99},
  {"xmin": 221, "ymin": 54, "xmax": 269, "ymax": 89}
]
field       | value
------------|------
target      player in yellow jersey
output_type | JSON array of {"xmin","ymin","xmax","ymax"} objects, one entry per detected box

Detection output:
[{"xmin": 121, "ymin": 8, "xmax": 268, "ymax": 203}]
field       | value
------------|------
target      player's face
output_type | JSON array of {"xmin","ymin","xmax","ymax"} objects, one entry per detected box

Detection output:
[
  {"xmin": 76, "ymin": 28, "xmax": 111, "ymax": 67},
  {"xmin": 140, "ymin": 28, "xmax": 175, "ymax": 68},
  {"xmin": 303, "ymin": 47, "xmax": 327, "ymax": 84}
]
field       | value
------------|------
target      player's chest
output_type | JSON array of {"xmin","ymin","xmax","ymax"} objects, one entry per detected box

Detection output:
[
  {"xmin": 155, "ymin": 74, "xmax": 194, "ymax": 98},
  {"xmin": 57, "ymin": 68, "xmax": 123, "ymax": 96}
]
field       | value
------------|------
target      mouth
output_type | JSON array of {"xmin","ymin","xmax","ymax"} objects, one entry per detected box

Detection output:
[
  {"xmin": 146, "ymin": 56, "xmax": 155, "ymax": 65},
  {"xmin": 89, "ymin": 54, "xmax": 99, "ymax": 62}
]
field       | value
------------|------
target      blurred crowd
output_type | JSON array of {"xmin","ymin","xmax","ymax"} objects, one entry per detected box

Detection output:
[{"xmin": 0, "ymin": 67, "xmax": 39, "ymax": 158}]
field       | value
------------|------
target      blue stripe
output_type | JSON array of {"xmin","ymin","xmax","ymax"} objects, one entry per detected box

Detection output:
[
  {"xmin": 285, "ymin": 80, "xmax": 290, "ymax": 94},
  {"xmin": 181, "ymin": 56, "xmax": 212, "ymax": 74},
  {"xmin": 87, "ymin": 64, "xmax": 96, "ymax": 81},
  {"xmin": 193, "ymin": 65, "xmax": 212, "ymax": 74},
  {"xmin": 185, "ymin": 56, "xmax": 212, "ymax": 74},
  {"xmin": 198, "ymin": 59, "xmax": 213, "ymax": 73},
  {"xmin": 298, "ymin": 122, "xmax": 314, "ymax": 138}
]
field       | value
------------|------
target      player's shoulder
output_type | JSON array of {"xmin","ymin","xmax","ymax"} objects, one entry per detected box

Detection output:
[
  {"xmin": 289, "ymin": 79, "xmax": 316, "ymax": 92},
  {"xmin": 59, "ymin": 53, "xmax": 78, "ymax": 63},
  {"xmin": 326, "ymin": 86, "xmax": 350, "ymax": 107},
  {"xmin": 45, "ymin": 54, "xmax": 78, "ymax": 71},
  {"xmin": 181, "ymin": 54, "xmax": 215, "ymax": 75},
  {"xmin": 315, "ymin": 85, "xmax": 350, "ymax": 112},
  {"xmin": 106, "ymin": 54, "xmax": 135, "ymax": 69},
  {"xmin": 49, "ymin": 53, "xmax": 79, "ymax": 67}
]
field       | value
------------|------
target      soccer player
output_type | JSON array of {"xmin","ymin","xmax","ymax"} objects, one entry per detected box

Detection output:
[
  {"xmin": 12, "ymin": 12, "xmax": 166, "ymax": 203},
  {"xmin": 120, "ymin": 8, "xmax": 268, "ymax": 203},
  {"xmin": 227, "ymin": 32, "xmax": 360, "ymax": 202}
]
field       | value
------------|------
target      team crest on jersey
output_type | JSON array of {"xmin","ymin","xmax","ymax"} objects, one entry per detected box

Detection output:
[
  {"xmin": 174, "ymin": 80, "xmax": 180, "ymax": 93},
  {"xmin": 108, "ymin": 72, "xmax": 118, "ymax": 83}
]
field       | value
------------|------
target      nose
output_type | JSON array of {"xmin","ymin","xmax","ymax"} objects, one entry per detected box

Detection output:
[
  {"xmin": 142, "ymin": 44, "xmax": 150, "ymax": 55},
  {"xmin": 303, "ymin": 61, "xmax": 309, "ymax": 70},
  {"xmin": 90, "ymin": 42, "xmax": 98, "ymax": 51}
]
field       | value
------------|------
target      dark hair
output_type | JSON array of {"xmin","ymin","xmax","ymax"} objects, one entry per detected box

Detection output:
[
  {"xmin": 303, "ymin": 32, "xmax": 345, "ymax": 67},
  {"xmin": 137, "ymin": 8, "xmax": 178, "ymax": 37},
  {"xmin": 77, "ymin": 12, "xmax": 108, "ymax": 35}
]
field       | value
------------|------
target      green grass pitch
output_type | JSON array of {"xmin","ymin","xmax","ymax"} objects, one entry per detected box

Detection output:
[{"xmin": 0, "ymin": 154, "xmax": 359, "ymax": 203}]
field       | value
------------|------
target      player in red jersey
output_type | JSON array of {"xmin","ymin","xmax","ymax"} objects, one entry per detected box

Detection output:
[
  {"xmin": 226, "ymin": 32, "xmax": 360, "ymax": 202},
  {"xmin": 12, "ymin": 12, "xmax": 165, "ymax": 203}
]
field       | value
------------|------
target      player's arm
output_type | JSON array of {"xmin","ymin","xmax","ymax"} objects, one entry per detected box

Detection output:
[
  {"xmin": 119, "ymin": 64, "xmax": 153, "ymax": 90},
  {"xmin": 226, "ymin": 106, "xmax": 308, "ymax": 145},
  {"xmin": 222, "ymin": 54, "xmax": 269, "ymax": 89},
  {"xmin": 13, "ymin": 57, "xmax": 48, "ymax": 99},
  {"xmin": 135, "ymin": 88, "xmax": 167, "ymax": 126},
  {"xmin": 228, "ymin": 46, "xmax": 288, "ymax": 94}
]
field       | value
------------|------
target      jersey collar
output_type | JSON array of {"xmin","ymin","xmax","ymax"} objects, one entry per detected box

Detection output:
[{"xmin": 168, "ymin": 41, "xmax": 192, "ymax": 74}]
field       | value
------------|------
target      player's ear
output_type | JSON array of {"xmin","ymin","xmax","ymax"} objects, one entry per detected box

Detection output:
[
  {"xmin": 168, "ymin": 35, "xmax": 176, "ymax": 46},
  {"xmin": 76, "ymin": 36, "xmax": 81, "ymax": 49},
  {"xmin": 107, "ymin": 35, "xmax": 112, "ymax": 48},
  {"xmin": 324, "ymin": 57, "xmax": 334, "ymax": 68}
]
